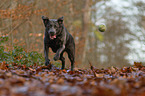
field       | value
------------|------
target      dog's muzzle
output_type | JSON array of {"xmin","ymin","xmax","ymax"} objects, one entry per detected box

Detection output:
[{"xmin": 49, "ymin": 31, "xmax": 56, "ymax": 39}]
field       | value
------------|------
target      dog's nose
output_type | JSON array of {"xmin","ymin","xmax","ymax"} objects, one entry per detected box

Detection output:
[
  {"xmin": 50, "ymin": 31, "xmax": 55, "ymax": 35},
  {"xmin": 50, "ymin": 31, "xmax": 54, "ymax": 33}
]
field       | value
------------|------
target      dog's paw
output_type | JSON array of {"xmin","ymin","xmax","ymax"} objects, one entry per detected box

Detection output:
[
  {"xmin": 45, "ymin": 60, "xmax": 50, "ymax": 66},
  {"xmin": 54, "ymin": 54, "xmax": 60, "ymax": 61}
]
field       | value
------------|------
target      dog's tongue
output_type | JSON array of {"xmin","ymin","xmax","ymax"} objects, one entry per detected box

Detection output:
[{"xmin": 50, "ymin": 35, "xmax": 56, "ymax": 39}]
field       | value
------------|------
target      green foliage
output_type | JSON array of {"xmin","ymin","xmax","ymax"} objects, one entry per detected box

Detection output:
[
  {"xmin": 0, "ymin": 36, "xmax": 44, "ymax": 66},
  {"xmin": 0, "ymin": 35, "xmax": 8, "ymax": 45},
  {"xmin": 0, "ymin": 46, "xmax": 10, "ymax": 61},
  {"xmin": 0, "ymin": 36, "xmax": 10, "ymax": 62},
  {"xmin": 52, "ymin": 61, "xmax": 62, "ymax": 68}
]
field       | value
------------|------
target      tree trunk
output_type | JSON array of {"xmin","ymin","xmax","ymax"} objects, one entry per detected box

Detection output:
[
  {"xmin": 10, "ymin": 0, "xmax": 17, "ymax": 49},
  {"xmin": 82, "ymin": 0, "xmax": 91, "ymax": 64}
]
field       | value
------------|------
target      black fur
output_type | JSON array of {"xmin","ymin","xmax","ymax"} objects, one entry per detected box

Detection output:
[{"xmin": 42, "ymin": 16, "xmax": 75, "ymax": 71}]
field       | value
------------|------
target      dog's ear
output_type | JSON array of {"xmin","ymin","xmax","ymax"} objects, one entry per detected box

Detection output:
[
  {"xmin": 42, "ymin": 16, "xmax": 49, "ymax": 27},
  {"xmin": 57, "ymin": 16, "xmax": 64, "ymax": 25}
]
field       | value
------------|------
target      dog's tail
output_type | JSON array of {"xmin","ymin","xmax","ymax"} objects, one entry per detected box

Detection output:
[
  {"xmin": 41, "ymin": 16, "xmax": 45, "ymax": 19},
  {"xmin": 41, "ymin": 16, "xmax": 49, "ymax": 19}
]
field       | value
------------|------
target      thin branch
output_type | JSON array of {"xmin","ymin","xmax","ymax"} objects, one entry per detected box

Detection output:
[
  {"xmin": 0, "ymin": 23, "xmax": 12, "ymax": 31},
  {"xmin": 0, "ymin": 0, "xmax": 7, "ymax": 8},
  {"xmin": 88, "ymin": 59, "xmax": 96, "ymax": 77},
  {"xmin": 8, "ymin": 19, "xmax": 27, "ymax": 35}
]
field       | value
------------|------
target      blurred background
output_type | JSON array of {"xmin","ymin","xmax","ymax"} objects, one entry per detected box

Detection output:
[{"xmin": 0, "ymin": 0, "xmax": 145, "ymax": 68}]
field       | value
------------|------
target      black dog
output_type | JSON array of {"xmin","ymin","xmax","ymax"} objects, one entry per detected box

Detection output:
[{"xmin": 42, "ymin": 16, "xmax": 75, "ymax": 71}]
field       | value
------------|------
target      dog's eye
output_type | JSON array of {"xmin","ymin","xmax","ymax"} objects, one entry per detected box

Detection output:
[
  {"xmin": 49, "ymin": 25, "xmax": 52, "ymax": 27},
  {"xmin": 54, "ymin": 25, "xmax": 57, "ymax": 28}
]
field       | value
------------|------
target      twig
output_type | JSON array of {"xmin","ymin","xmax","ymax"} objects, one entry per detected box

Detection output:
[
  {"xmin": 8, "ymin": 19, "xmax": 27, "ymax": 35},
  {"xmin": 88, "ymin": 59, "xmax": 96, "ymax": 77},
  {"xmin": 0, "ymin": 0, "xmax": 7, "ymax": 8}
]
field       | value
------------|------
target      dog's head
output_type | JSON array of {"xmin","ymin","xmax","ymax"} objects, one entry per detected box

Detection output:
[{"xmin": 42, "ymin": 16, "xmax": 64, "ymax": 40}]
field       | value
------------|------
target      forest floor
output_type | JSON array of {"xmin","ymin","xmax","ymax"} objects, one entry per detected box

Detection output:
[{"xmin": 0, "ymin": 61, "xmax": 145, "ymax": 96}]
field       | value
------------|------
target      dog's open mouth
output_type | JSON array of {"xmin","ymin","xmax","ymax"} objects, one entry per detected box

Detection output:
[{"xmin": 50, "ymin": 34, "xmax": 56, "ymax": 39}]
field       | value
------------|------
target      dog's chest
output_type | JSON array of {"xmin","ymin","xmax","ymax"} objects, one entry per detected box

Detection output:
[{"xmin": 49, "ymin": 39, "xmax": 62, "ymax": 52}]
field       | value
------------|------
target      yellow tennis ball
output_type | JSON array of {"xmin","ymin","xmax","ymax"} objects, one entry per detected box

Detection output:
[{"xmin": 98, "ymin": 24, "xmax": 106, "ymax": 32}]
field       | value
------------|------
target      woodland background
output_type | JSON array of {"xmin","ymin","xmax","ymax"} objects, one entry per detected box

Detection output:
[{"xmin": 0, "ymin": 0, "xmax": 145, "ymax": 68}]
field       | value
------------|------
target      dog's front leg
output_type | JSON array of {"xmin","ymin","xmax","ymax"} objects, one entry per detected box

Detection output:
[
  {"xmin": 44, "ymin": 43, "xmax": 50, "ymax": 66},
  {"xmin": 54, "ymin": 45, "xmax": 65, "ymax": 61}
]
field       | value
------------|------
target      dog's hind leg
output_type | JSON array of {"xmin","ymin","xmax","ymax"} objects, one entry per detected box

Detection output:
[
  {"xmin": 67, "ymin": 49, "xmax": 75, "ymax": 71},
  {"xmin": 44, "ymin": 43, "xmax": 50, "ymax": 66},
  {"xmin": 60, "ymin": 51, "xmax": 65, "ymax": 70}
]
